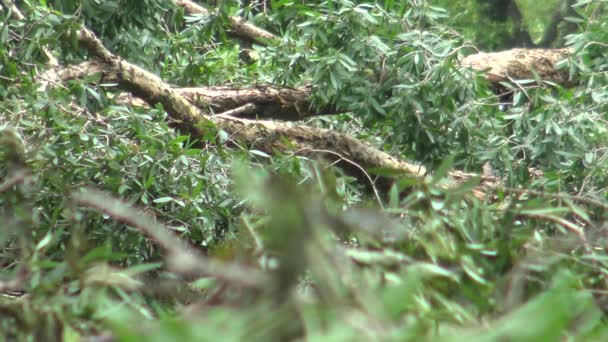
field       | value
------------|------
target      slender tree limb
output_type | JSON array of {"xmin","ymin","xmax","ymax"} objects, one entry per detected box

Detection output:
[
  {"xmin": 77, "ymin": 28, "xmax": 211, "ymax": 138},
  {"xmin": 2, "ymin": 0, "xmax": 58, "ymax": 67},
  {"xmin": 172, "ymin": 0, "xmax": 276, "ymax": 44},
  {"xmin": 215, "ymin": 103, "xmax": 258, "ymax": 118}
]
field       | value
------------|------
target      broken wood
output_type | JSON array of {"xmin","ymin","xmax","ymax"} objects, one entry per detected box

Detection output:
[
  {"xmin": 56, "ymin": 60, "xmax": 334, "ymax": 121},
  {"xmin": 74, "ymin": 26, "xmax": 497, "ymax": 197},
  {"xmin": 462, "ymin": 48, "xmax": 573, "ymax": 85}
]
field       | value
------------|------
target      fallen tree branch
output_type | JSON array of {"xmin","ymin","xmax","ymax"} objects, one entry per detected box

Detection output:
[
  {"xmin": 176, "ymin": 85, "xmax": 334, "ymax": 120},
  {"xmin": 462, "ymin": 48, "xmax": 573, "ymax": 85},
  {"xmin": 173, "ymin": 0, "xmax": 276, "ymax": 44},
  {"xmin": 74, "ymin": 25, "xmax": 496, "ymax": 196},
  {"xmin": 55, "ymin": 60, "xmax": 333, "ymax": 121}
]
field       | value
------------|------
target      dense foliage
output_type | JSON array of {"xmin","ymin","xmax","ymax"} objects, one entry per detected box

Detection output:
[{"xmin": 1, "ymin": 0, "xmax": 608, "ymax": 340}]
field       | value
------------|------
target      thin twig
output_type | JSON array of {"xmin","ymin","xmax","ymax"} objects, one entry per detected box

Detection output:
[
  {"xmin": 521, "ymin": 212, "xmax": 586, "ymax": 241},
  {"xmin": 295, "ymin": 148, "xmax": 384, "ymax": 208},
  {"xmin": 215, "ymin": 103, "xmax": 258, "ymax": 118}
]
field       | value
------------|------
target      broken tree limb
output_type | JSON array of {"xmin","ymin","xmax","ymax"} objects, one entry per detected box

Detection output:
[
  {"xmin": 74, "ymin": 25, "xmax": 497, "ymax": 196},
  {"xmin": 176, "ymin": 85, "xmax": 336, "ymax": 120},
  {"xmin": 55, "ymin": 60, "xmax": 111, "ymax": 82},
  {"xmin": 173, "ymin": 0, "xmax": 276, "ymax": 44},
  {"xmin": 58, "ymin": 47, "xmax": 578, "ymax": 123},
  {"xmin": 74, "ymin": 188, "xmax": 269, "ymax": 287},
  {"xmin": 77, "ymin": 28, "xmax": 210, "ymax": 139},
  {"xmin": 56, "ymin": 60, "xmax": 336, "ymax": 121},
  {"xmin": 462, "ymin": 48, "xmax": 573, "ymax": 85}
]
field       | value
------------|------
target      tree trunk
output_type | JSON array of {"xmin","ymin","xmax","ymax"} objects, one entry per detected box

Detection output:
[{"xmin": 476, "ymin": 0, "xmax": 534, "ymax": 48}]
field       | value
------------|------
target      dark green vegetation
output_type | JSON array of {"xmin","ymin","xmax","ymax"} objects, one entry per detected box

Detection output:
[{"xmin": 1, "ymin": 0, "xmax": 608, "ymax": 340}]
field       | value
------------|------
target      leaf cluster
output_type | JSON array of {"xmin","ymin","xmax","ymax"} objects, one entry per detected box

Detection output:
[{"xmin": 2, "ymin": 0, "xmax": 608, "ymax": 340}]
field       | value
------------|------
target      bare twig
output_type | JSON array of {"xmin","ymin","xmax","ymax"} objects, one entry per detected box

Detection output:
[{"xmin": 521, "ymin": 212, "xmax": 586, "ymax": 241}]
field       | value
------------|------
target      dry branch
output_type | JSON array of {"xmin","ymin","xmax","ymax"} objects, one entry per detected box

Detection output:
[
  {"xmin": 74, "ymin": 188, "xmax": 268, "ymax": 287},
  {"xmin": 73, "ymin": 26, "xmax": 496, "ymax": 196},
  {"xmin": 177, "ymin": 85, "xmax": 335, "ymax": 120},
  {"xmin": 462, "ymin": 48, "xmax": 573, "ymax": 85},
  {"xmin": 56, "ymin": 61, "xmax": 330, "ymax": 120},
  {"xmin": 173, "ymin": 0, "xmax": 276, "ymax": 43},
  {"xmin": 58, "ymin": 47, "xmax": 576, "ymax": 124}
]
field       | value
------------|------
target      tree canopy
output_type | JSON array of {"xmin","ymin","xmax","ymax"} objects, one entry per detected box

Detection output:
[{"xmin": 1, "ymin": 0, "xmax": 608, "ymax": 340}]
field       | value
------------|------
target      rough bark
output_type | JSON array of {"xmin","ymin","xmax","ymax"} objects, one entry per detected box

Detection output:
[
  {"xmin": 55, "ymin": 47, "xmax": 575, "ymax": 124},
  {"xmin": 462, "ymin": 48, "xmax": 573, "ymax": 85},
  {"xmin": 176, "ymin": 85, "xmax": 336, "ymax": 120},
  {"xmin": 74, "ymin": 26, "xmax": 497, "ymax": 197}
]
